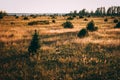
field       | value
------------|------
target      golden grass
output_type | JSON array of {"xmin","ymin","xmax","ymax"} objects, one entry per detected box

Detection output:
[{"xmin": 0, "ymin": 15, "xmax": 120, "ymax": 80}]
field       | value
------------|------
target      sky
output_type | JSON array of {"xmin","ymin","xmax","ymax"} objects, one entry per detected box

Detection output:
[{"xmin": 0, "ymin": 0, "xmax": 120, "ymax": 13}]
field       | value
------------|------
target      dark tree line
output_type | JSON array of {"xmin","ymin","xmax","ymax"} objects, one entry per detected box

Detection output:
[
  {"xmin": 66, "ymin": 6, "xmax": 120, "ymax": 17},
  {"xmin": 0, "ymin": 11, "xmax": 7, "ymax": 19}
]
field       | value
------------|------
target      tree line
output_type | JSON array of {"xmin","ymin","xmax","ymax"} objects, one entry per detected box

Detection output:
[{"xmin": 66, "ymin": 6, "xmax": 120, "ymax": 17}]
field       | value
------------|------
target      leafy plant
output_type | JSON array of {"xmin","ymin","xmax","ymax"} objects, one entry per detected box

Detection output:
[
  {"xmin": 104, "ymin": 18, "xmax": 108, "ymax": 22},
  {"xmin": 114, "ymin": 22, "xmax": 120, "ymax": 28},
  {"xmin": 86, "ymin": 20, "xmax": 98, "ymax": 31},
  {"xmin": 62, "ymin": 21, "xmax": 74, "ymax": 28},
  {"xmin": 113, "ymin": 19, "xmax": 118, "ymax": 23},
  {"xmin": 77, "ymin": 28, "xmax": 88, "ymax": 38},
  {"xmin": 23, "ymin": 16, "xmax": 29, "ymax": 20}
]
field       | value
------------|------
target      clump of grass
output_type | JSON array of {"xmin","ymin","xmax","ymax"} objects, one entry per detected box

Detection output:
[
  {"xmin": 77, "ymin": 28, "xmax": 88, "ymax": 38},
  {"xmin": 114, "ymin": 22, "xmax": 120, "ymax": 28},
  {"xmin": 86, "ymin": 20, "xmax": 98, "ymax": 31},
  {"xmin": 113, "ymin": 19, "xmax": 118, "ymax": 23},
  {"xmin": 62, "ymin": 21, "xmax": 74, "ymax": 28}
]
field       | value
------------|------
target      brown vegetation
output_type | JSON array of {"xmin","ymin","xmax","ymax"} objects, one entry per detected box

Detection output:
[{"xmin": 0, "ymin": 15, "xmax": 120, "ymax": 80}]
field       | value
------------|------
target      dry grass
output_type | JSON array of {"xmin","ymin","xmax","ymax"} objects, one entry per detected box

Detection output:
[{"xmin": 0, "ymin": 15, "xmax": 120, "ymax": 80}]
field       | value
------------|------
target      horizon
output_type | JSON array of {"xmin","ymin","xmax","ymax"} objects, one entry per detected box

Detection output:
[{"xmin": 0, "ymin": 0, "xmax": 120, "ymax": 13}]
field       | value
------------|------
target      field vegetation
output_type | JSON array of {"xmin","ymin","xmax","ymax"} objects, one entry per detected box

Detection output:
[{"xmin": 0, "ymin": 13, "xmax": 120, "ymax": 80}]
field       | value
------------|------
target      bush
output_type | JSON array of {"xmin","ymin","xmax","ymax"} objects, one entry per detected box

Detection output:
[
  {"xmin": 15, "ymin": 16, "xmax": 19, "ymax": 19},
  {"xmin": 113, "ymin": 19, "xmax": 118, "ymax": 23},
  {"xmin": 67, "ymin": 16, "xmax": 74, "ymax": 20},
  {"xmin": 30, "ymin": 15, "xmax": 37, "ymax": 18},
  {"xmin": 52, "ymin": 20, "xmax": 56, "ymax": 23},
  {"xmin": 39, "ymin": 20, "xmax": 49, "ymax": 24},
  {"xmin": 86, "ymin": 20, "xmax": 98, "ymax": 31},
  {"xmin": 114, "ymin": 22, "xmax": 120, "ymax": 28},
  {"xmin": 104, "ymin": 18, "xmax": 108, "ymax": 22},
  {"xmin": 84, "ymin": 18, "xmax": 88, "ymax": 21},
  {"xmin": 28, "ymin": 20, "xmax": 49, "ymax": 25},
  {"xmin": 77, "ymin": 28, "xmax": 88, "ymax": 38},
  {"xmin": 62, "ymin": 21, "xmax": 74, "ymax": 28},
  {"xmin": 28, "ymin": 30, "xmax": 40, "ymax": 55},
  {"xmin": 23, "ymin": 16, "xmax": 29, "ymax": 20},
  {"xmin": 79, "ymin": 16, "xmax": 84, "ymax": 18}
]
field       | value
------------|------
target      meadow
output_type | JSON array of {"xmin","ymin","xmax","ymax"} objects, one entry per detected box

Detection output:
[{"xmin": 0, "ymin": 15, "xmax": 120, "ymax": 80}]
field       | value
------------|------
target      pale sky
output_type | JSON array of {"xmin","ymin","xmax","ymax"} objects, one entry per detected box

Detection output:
[{"xmin": 0, "ymin": 0, "xmax": 120, "ymax": 13}]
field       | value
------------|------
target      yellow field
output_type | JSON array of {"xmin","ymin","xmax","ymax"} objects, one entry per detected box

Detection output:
[{"xmin": 0, "ymin": 15, "xmax": 120, "ymax": 80}]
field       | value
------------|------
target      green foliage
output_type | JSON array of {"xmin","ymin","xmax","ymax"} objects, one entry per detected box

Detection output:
[
  {"xmin": 28, "ymin": 20, "xmax": 49, "ymax": 25},
  {"xmin": 15, "ymin": 16, "xmax": 19, "ymax": 19},
  {"xmin": 77, "ymin": 28, "xmax": 88, "ymax": 38},
  {"xmin": 52, "ymin": 20, "xmax": 56, "ymax": 23},
  {"xmin": 28, "ymin": 30, "xmax": 40, "ymax": 55},
  {"xmin": 114, "ymin": 22, "xmax": 120, "ymax": 28},
  {"xmin": 62, "ymin": 21, "xmax": 74, "ymax": 28},
  {"xmin": 23, "ymin": 16, "xmax": 29, "ymax": 20},
  {"xmin": 79, "ymin": 15, "xmax": 84, "ymax": 18},
  {"xmin": 86, "ymin": 20, "xmax": 98, "ymax": 31},
  {"xmin": 67, "ymin": 16, "xmax": 74, "ymax": 20},
  {"xmin": 84, "ymin": 18, "xmax": 88, "ymax": 21},
  {"xmin": 104, "ymin": 18, "xmax": 108, "ymax": 22},
  {"xmin": 0, "ymin": 11, "xmax": 7, "ymax": 19},
  {"xmin": 113, "ymin": 19, "xmax": 118, "ymax": 23}
]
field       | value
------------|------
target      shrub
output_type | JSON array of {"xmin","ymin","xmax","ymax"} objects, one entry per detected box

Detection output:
[
  {"xmin": 86, "ymin": 20, "xmax": 98, "ymax": 31},
  {"xmin": 39, "ymin": 20, "xmax": 49, "ymax": 24},
  {"xmin": 77, "ymin": 28, "xmax": 88, "ymax": 38},
  {"xmin": 28, "ymin": 20, "xmax": 49, "ymax": 25},
  {"xmin": 84, "ymin": 18, "xmax": 88, "ymax": 21},
  {"xmin": 113, "ymin": 19, "xmax": 118, "ymax": 23},
  {"xmin": 28, "ymin": 21, "xmax": 38, "ymax": 25},
  {"xmin": 30, "ymin": 15, "xmax": 37, "ymax": 18},
  {"xmin": 79, "ymin": 16, "xmax": 84, "ymax": 18},
  {"xmin": 23, "ymin": 16, "xmax": 29, "ymax": 20},
  {"xmin": 67, "ymin": 16, "xmax": 74, "ymax": 20},
  {"xmin": 104, "ymin": 18, "xmax": 108, "ymax": 22},
  {"xmin": 114, "ymin": 22, "xmax": 120, "ymax": 28},
  {"xmin": 62, "ymin": 21, "xmax": 74, "ymax": 28},
  {"xmin": 28, "ymin": 30, "xmax": 40, "ymax": 55},
  {"xmin": 52, "ymin": 20, "xmax": 56, "ymax": 23},
  {"xmin": 15, "ymin": 16, "xmax": 19, "ymax": 19}
]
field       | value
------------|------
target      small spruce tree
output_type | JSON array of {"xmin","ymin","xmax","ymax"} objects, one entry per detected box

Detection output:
[{"xmin": 28, "ymin": 30, "xmax": 40, "ymax": 55}]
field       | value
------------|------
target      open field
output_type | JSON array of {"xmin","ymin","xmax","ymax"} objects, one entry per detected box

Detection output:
[{"xmin": 0, "ymin": 15, "xmax": 120, "ymax": 80}]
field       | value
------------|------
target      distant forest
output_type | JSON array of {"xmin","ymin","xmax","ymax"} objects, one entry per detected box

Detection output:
[{"xmin": 0, "ymin": 6, "xmax": 120, "ymax": 17}]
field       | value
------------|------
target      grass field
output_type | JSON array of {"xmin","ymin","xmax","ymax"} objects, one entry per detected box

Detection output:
[{"xmin": 0, "ymin": 15, "xmax": 120, "ymax": 80}]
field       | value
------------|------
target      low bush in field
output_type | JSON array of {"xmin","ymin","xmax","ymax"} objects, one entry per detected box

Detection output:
[
  {"xmin": 113, "ymin": 19, "xmax": 118, "ymax": 23},
  {"xmin": 77, "ymin": 28, "xmax": 88, "ymax": 38},
  {"xmin": 104, "ymin": 18, "xmax": 108, "ymax": 22},
  {"xmin": 28, "ymin": 20, "xmax": 49, "ymax": 25},
  {"xmin": 79, "ymin": 16, "xmax": 84, "ymax": 18},
  {"xmin": 23, "ymin": 16, "xmax": 29, "ymax": 20},
  {"xmin": 84, "ymin": 18, "xmax": 88, "ymax": 21},
  {"xmin": 62, "ymin": 21, "xmax": 74, "ymax": 28},
  {"xmin": 52, "ymin": 20, "xmax": 56, "ymax": 23},
  {"xmin": 67, "ymin": 16, "xmax": 74, "ymax": 20},
  {"xmin": 86, "ymin": 20, "xmax": 98, "ymax": 31},
  {"xmin": 114, "ymin": 22, "xmax": 120, "ymax": 28}
]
